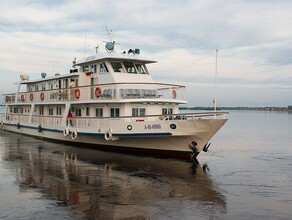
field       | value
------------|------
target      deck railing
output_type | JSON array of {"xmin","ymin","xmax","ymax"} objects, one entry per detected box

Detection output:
[
  {"xmin": 3, "ymin": 112, "xmax": 228, "ymax": 129},
  {"xmin": 2, "ymin": 83, "xmax": 186, "ymax": 104}
]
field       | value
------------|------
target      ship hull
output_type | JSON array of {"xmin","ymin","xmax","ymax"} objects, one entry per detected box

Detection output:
[{"xmin": 1, "ymin": 118, "xmax": 227, "ymax": 159}]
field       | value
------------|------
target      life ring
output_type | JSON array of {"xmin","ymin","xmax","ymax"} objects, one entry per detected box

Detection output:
[
  {"xmin": 21, "ymin": 95, "xmax": 25, "ymax": 102},
  {"xmin": 38, "ymin": 124, "xmax": 42, "ymax": 133},
  {"xmin": 95, "ymin": 87, "xmax": 102, "ymax": 98},
  {"xmin": 172, "ymin": 89, "xmax": 177, "ymax": 99},
  {"xmin": 40, "ymin": 92, "xmax": 44, "ymax": 101},
  {"xmin": 71, "ymin": 130, "xmax": 78, "ymax": 140},
  {"xmin": 74, "ymin": 89, "xmax": 80, "ymax": 99},
  {"xmin": 104, "ymin": 129, "xmax": 112, "ymax": 141},
  {"xmin": 63, "ymin": 127, "xmax": 70, "ymax": 137},
  {"xmin": 5, "ymin": 96, "xmax": 10, "ymax": 103},
  {"xmin": 30, "ymin": 93, "xmax": 34, "ymax": 101}
]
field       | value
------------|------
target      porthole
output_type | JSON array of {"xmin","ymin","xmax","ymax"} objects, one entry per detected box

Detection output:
[
  {"xmin": 127, "ymin": 125, "xmax": 132, "ymax": 130},
  {"xmin": 170, "ymin": 124, "xmax": 176, "ymax": 129}
]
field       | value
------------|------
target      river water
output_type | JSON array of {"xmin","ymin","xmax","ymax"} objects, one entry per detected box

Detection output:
[{"xmin": 0, "ymin": 110, "xmax": 291, "ymax": 219}]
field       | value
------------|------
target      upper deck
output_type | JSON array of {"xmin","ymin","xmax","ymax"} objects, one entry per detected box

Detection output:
[{"xmin": 2, "ymin": 48, "xmax": 187, "ymax": 105}]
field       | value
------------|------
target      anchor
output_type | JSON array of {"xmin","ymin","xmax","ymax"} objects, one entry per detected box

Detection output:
[{"xmin": 203, "ymin": 143, "xmax": 211, "ymax": 152}]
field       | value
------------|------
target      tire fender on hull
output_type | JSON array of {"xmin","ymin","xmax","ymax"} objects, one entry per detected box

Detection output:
[
  {"xmin": 104, "ymin": 129, "xmax": 113, "ymax": 141},
  {"xmin": 71, "ymin": 130, "xmax": 78, "ymax": 140},
  {"xmin": 63, "ymin": 127, "xmax": 70, "ymax": 137}
]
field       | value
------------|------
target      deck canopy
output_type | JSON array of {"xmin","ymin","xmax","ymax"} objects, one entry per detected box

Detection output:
[
  {"xmin": 19, "ymin": 73, "xmax": 79, "ymax": 84},
  {"xmin": 76, "ymin": 52, "xmax": 157, "ymax": 66}
]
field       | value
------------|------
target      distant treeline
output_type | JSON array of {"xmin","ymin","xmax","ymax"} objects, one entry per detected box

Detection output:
[{"xmin": 180, "ymin": 106, "xmax": 292, "ymax": 112}]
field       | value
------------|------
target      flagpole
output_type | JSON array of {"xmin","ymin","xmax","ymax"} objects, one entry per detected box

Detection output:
[{"xmin": 214, "ymin": 49, "xmax": 218, "ymax": 118}]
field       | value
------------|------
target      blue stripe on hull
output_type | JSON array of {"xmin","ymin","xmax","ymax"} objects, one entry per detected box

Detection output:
[{"xmin": 3, "ymin": 123, "xmax": 172, "ymax": 137}]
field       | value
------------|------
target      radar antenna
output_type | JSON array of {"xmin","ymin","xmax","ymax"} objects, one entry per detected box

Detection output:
[{"xmin": 105, "ymin": 26, "xmax": 115, "ymax": 53}]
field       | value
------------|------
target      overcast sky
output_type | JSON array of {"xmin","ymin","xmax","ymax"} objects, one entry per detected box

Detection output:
[{"xmin": 0, "ymin": 0, "xmax": 291, "ymax": 107}]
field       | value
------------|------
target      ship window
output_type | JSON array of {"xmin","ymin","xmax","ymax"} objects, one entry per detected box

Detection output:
[
  {"xmin": 39, "ymin": 106, "xmax": 44, "ymax": 115},
  {"xmin": 86, "ymin": 107, "xmax": 90, "ymax": 116},
  {"xmin": 56, "ymin": 107, "xmax": 62, "ymax": 115},
  {"xmin": 123, "ymin": 62, "xmax": 137, "ymax": 73},
  {"xmin": 91, "ymin": 65, "xmax": 97, "ymax": 73},
  {"xmin": 162, "ymin": 108, "xmax": 173, "ymax": 115},
  {"xmin": 42, "ymin": 83, "xmax": 46, "ymax": 91},
  {"xmin": 14, "ymin": 107, "xmax": 18, "ymax": 113},
  {"xmin": 110, "ymin": 108, "xmax": 120, "ymax": 117},
  {"xmin": 75, "ymin": 108, "xmax": 81, "ymax": 116},
  {"xmin": 111, "ymin": 62, "xmax": 124, "ymax": 72},
  {"xmin": 135, "ymin": 64, "xmax": 148, "ymax": 74},
  {"xmin": 48, "ymin": 108, "xmax": 54, "ymax": 115},
  {"xmin": 83, "ymin": 66, "xmax": 89, "ymax": 72},
  {"xmin": 132, "ymin": 108, "xmax": 146, "ymax": 117},
  {"xmin": 95, "ymin": 108, "xmax": 103, "ymax": 117},
  {"xmin": 99, "ymin": 62, "xmax": 109, "ymax": 73}
]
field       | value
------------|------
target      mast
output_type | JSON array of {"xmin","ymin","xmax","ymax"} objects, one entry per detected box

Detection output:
[{"xmin": 213, "ymin": 49, "xmax": 218, "ymax": 118}]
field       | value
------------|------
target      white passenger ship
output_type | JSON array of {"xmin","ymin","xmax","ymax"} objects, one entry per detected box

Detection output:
[{"xmin": 0, "ymin": 38, "xmax": 228, "ymax": 159}]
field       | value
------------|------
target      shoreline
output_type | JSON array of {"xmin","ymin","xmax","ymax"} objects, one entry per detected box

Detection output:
[{"xmin": 180, "ymin": 106, "xmax": 292, "ymax": 112}]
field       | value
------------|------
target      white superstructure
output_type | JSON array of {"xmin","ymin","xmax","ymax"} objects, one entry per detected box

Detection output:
[{"xmin": 1, "ymin": 38, "xmax": 228, "ymax": 159}]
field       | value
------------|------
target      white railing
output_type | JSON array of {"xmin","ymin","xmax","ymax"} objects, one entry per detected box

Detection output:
[
  {"xmin": 4, "ymin": 112, "xmax": 228, "ymax": 129},
  {"xmin": 2, "ymin": 83, "xmax": 186, "ymax": 104}
]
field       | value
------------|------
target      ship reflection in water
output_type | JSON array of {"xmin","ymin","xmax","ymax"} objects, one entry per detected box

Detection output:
[{"xmin": 1, "ymin": 131, "xmax": 226, "ymax": 219}]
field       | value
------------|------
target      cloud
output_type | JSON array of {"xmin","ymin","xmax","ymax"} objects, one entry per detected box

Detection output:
[{"xmin": 0, "ymin": 0, "xmax": 291, "ymax": 106}]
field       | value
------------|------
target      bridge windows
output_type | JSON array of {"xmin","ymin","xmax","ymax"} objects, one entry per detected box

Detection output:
[
  {"xmin": 135, "ymin": 64, "xmax": 148, "ymax": 74},
  {"xmin": 111, "ymin": 62, "xmax": 124, "ymax": 72},
  {"xmin": 99, "ymin": 62, "xmax": 109, "ymax": 73},
  {"xmin": 123, "ymin": 62, "xmax": 137, "ymax": 73}
]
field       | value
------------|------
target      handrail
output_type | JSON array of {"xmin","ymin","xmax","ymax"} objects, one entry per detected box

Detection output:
[
  {"xmin": 2, "ymin": 82, "xmax": 185, "ymax": 96},
  {"xmin": 2, "ymin": 82, "xmax": 187, "ymax": 104},
  {"xmin": 5, "ymin": 111, "xmax": 228, "ymax": 120}
]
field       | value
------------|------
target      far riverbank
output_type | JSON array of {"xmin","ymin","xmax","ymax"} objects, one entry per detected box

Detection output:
[{"xmin": 180, "ymin": 106, "xmax": 292, "ymax": 112}]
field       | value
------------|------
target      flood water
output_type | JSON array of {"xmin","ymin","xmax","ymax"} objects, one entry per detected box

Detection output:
[{"xmin": 0, "ymin": 111, "xmax": 291, "ymax": 219}]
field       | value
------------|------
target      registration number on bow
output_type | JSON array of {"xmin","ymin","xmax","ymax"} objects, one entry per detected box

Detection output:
[{"xmin": 144, "ymin": 124, "xmax": 161, "ymax": 130}]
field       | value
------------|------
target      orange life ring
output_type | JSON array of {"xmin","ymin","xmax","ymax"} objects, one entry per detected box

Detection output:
[
  {"xmin": 172, "ymin": 90, "xmax": 177, "ymax": 99},
  {"xmin": 5, "ymin": 96, "xmax": 9, "ymax": 103},
  {"xmin": 95, "ymin": 87, "xmax": 102, "ymax": 98},
  {"xmin": 40, "ymin": 93, "xmax": 44, "ymax": 101},
  {"xmin": 21, "ymin": 95, "xmax": 25, "ymax": 102},
  {"xmin": 74, "ymin": 88, "xmax": 80, "ymax": 99},
  {"xmin": 30, "ymin": 93, "xmax": 34, "ymax": 101}
]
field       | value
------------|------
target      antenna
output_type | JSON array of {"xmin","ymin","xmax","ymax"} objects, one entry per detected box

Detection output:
[
  {"xmin": 106, "ymin": 25, "xmax": 113, "ymax": 42},
  {"xmin": 84, "ymin": 27, "xmax": 87, "ymax": 58},
  {"xmin": 49, "ymin": 60, "xmax": 59, "ymax": 74}
]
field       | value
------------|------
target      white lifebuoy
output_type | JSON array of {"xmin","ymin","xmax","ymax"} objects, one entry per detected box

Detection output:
[
  {"xmin": 104, "ymin": 129, "xmax": 112, "ymax": 141},
  {"xmin": 63, "ymin": 127, "xmax": 70, "ymax": 137},
  {"xmin": 71, "ymin": 130, "xmax": 78, "ymax": 140}
]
